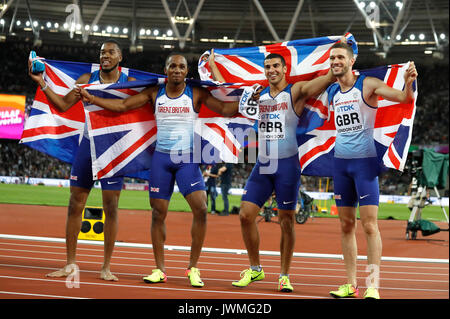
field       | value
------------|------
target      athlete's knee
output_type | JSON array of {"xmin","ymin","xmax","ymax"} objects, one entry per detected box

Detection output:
[
  {"xmin": 150, "ymin": 200, "xmax": 168, "ymax": 223},
  {"xmin": 238, "ymin": 202, "xmax": 260, "ymax": 224},
  {"xmin": 340, "ymin": 217, "xmax": 356, "ymax": 234},
  {"xmin": 102, "ymin": 193, "xmax": 120, "ymax": 217},
  {"xmin": 238, "ymin": 210, "xmax": 256, "ymax": 225},
  {"xmin": 68, "ymin": 188, "xmax": 89, "ymax": 216},
  {"xmin": 278, "ymin": 212, "xmax": 295, "ymax": 229},
  {"xmin": 361, "ymin": 219, "xmax": 379, "ymax": 236},
  {"xmin": 192, "ymin": 206, "xmax": 207, "ymax": 225}
]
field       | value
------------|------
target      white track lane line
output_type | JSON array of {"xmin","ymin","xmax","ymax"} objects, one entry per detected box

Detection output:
[
  {"xmin": 0, "ymin": 254, "xmax": 448, "ymax": 285},
  {"xmin": 1, "ymin": 234, "xmax": 448, "ymax": 264},
  {"xmin": 0, "ymin": 290, "xmax": 89, "ymax": 299},
  {"xmin": 0, "ymin": 247, "xmax": 448, "ymax": 277},
  {"xmin": 0, "ymin": 275, "xmax": 329, "ymax": 299},
  {"xmin": 1, "ymin": 241, "xmax": 448, "ymax": 271},
  {"xmin": 0, "ymin": 263, "xmax": 448, "ymax": 293}
]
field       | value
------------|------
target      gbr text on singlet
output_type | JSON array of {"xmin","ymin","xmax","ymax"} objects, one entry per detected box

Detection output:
[
  {"xmin": 258, "ymin": 100, "xmax": 288, "ymax": 140},
  {"xmin": 334, "ymin": 99, "xmax": 363, "ymax": 134}
]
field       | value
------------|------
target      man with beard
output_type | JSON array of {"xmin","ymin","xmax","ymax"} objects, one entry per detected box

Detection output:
[
  {"xmin": 28, "ymin": 39, "xmax": 134, "ymax": 282},
  {"xmin": 77, "ymin": 53, "xmax": 240, "ymax": 288},
  {"xmin": 326, "ymin": 41, "xmax": 417, "ymax": 299}
]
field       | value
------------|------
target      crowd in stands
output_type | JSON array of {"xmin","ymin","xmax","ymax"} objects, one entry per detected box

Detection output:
[{"xmin": 0, "ymin": 40, "xmax": 448, "ymax": 196}]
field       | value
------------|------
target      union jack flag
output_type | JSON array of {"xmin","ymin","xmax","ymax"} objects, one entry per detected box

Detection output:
[
  {"xmin": 198, "ymin": 34, "xmax": 417, "ymax": 177},
  {"xmin": 21, "ymin": 58, "xmax": 253, "ymax": 179},
  {"xmin": 299, "ymin": 63, "xmax": 417, "ymax": 177}
]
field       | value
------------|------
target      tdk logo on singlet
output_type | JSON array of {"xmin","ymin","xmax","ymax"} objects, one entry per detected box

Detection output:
[
  {"xmin": 260, "ymin": 113, "xmax": 280, "ymax": 120},
  {"xmin": 336, "ymin": 105, "xmax": 355, "ymax": 112}
]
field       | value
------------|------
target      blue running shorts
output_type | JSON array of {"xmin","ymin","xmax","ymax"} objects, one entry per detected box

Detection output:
[
  {"xmin": 70, "ymin": 136, "xmax": 124, "ymax": 191},
  {"xmin": 333, "ymin": 157, "xmax": 380, "ymax": 207},
  {"xmin": 149, "ymin": 150, "xmax": 205, "ymax": 200},
  {"xmin": 242, "ymin": 154, "xmax": 301, "ymax": 210}
]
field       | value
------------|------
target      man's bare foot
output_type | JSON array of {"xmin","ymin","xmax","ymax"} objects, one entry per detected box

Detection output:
[
  {"xmin": 46, "ymin": 264, "xmax": 77, "ymax": 278},
  {"xmin": 100, "ymin": 269, "xmax": 118, "ymax": 281}
]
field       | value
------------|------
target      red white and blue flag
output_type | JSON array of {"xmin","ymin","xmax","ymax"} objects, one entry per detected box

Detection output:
[
  {"xmin": 20, "ymin": 59, "xmax": 253, "ymax": 179},
  {"xmin": 20, "ymin": 59, "xmax": 164, "ymax": 180},
  {"xmin": 22, "ymin": 33, "xmax": 416, "ymax": 180},
  {"xmin": 298, "ymin": 63, "xmax": 418, "ymax": 177},
  {"xmin": 198, "ymin": 34, "xmax": 417, "ymax": 176}
]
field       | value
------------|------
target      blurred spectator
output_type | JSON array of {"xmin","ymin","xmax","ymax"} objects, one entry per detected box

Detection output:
[
  {"xmin": 0, "ymin": 139, "xmax": 71, "ymax": 179},
  {"xmin": 203, "ymin": 164, "xmax": 219, "ymax": 214},
  {"xmin": 218, "ymin": 163, "xmax": 233, "ymax": 216}
]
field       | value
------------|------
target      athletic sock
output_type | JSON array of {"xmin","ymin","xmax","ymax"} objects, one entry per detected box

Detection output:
[{"xmin": 250, "ymin": 265, "xmax": 262, "ymax": 272}]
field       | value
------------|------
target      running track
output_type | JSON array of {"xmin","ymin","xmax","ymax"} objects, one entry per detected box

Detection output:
[{"xmin": 0, "ymin": 204, "xmax": 448, "ymax": 301}]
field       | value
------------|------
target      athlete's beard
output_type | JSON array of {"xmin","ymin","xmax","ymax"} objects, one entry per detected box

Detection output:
[
  {"xmin": 332, "ymin": 64, "xmax": 350, "ymax": 77},
  {"xmin": 101, "ymin": 63, "xmax": 119, "ymax": 73}
]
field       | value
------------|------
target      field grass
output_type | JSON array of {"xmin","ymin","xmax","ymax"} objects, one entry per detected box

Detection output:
[{"xmin": 0, "ymin": 183, "xmax": 448, "ymax": 221}]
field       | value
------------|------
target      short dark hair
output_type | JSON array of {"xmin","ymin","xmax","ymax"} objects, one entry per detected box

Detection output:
[
  {"xmin": 102, "ymin": 39, "xmax": 122, "ymax": 53},
  {"xmin": 330, "ymin": 42, "xmax": 354, "ymax": 58},
  {"xmin": 264, "ymin": 53, "xmax": 286, "ymax": 66},
  {"xmin": 165, "ymin": 53, "xmax": 187, "ymax": 69}
]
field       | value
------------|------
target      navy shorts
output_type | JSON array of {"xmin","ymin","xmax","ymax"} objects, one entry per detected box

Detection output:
[
  {"xmin": 333, "ymin": 157, "xmax": 380, "ymax": 207},
  {"xmin": 70, "ymin": 137, "xmax": 124, "ymax": 191},
  {"xmin": 149, "ymin": 150, "xmax": 205, "ymax": 200},
  {"xmin": 242, "ymin": 154, "xmax": 301, "ymax": 210}
]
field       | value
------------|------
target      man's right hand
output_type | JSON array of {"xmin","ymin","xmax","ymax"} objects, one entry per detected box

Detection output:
[
  {"xmin": 75, "ymin": 86, "xmax": 94, "ymax": 104},
  {"xmin": 28, "ymin": 59, "xmax": 45, "ymax": 86}
]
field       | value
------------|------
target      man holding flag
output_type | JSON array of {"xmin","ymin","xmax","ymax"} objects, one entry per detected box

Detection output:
[
  {"xmin": 27, "ymin": 39, "xmax": 135, "ymax": 281},
  {"xmin": 327, "ymin": 41, "xmax": 417, "ymax": 299},
  {"xmin": 209, "ymin": 49, "xmax": 336, "ymax": 292},
  {"xmin": 78, "ymin": 53, "xmax": 240, "ymax": 288}
]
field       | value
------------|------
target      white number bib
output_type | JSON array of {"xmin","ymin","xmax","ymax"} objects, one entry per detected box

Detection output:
[{"xmin": 258, "ymin": 99, "xmax": 286, "ymax": 140}]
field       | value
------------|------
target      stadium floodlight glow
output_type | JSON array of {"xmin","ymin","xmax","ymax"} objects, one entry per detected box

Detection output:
[
  {"xmin": 139, "ymin": 28, "xmax": 145, "ymax": 35},
  {"xmin": 167, "ymin": 29, "xmax": 173, "ymax": 37},
  {"xmin": 33, "ymin": 21, "xmax": 38, "ymax": 27},
  {"xmin": 106, "ymin": 26, "xmax": 112, "ymax": 33},
  {"xmin": 419, "ymin": 33, "xmax": 425, "ymax": 40},
  {"xmin": 358, "ymin": 2, "xmax": 366, "ymax": 9},
  {"xmin": 439, "ymin": 33, "xmax": 446, "ymax": 40},
  {"xmin": 123, "ymin": 28, "xmax": 128, "ymax": 34},
  {"xmin": 409, "ymin": 34, "xmax": 415, "ymax": 40},
  {"xmin": 46, "ymin": 22, "xmax": 52, "ymax": 28},
  {"xmin": 146, "ymin": 29, "xmax": 151, "ymax": 35},
  {"xmin": 54, "ymin": 22, "xmax": 59, "ymax": 28},
  {"xmin": 93, "ymin": 25, "xmax": 99, "ymax": 32},
  {"xmin": 16, "ymin": 20, "xmax": 21, "ymax": 26},
  {"xmin": 369, "ymin": 1, "xmax": 376, "ymax": 8},
  {"xmin": 395, "ymin": 1, "xmax": 403, "ymax": 9},
  {"xmin": 63, "ymin": 22, "xmax": 68, "ymax": 29},
  {"xmin": 113, "ymin": 27, "xmax": 119, "ymax": 33},
  {"xmin": 25, "ymin": 21, "xmax": 31, "ymax": 27},
  {"xmin": 85, "ymin": 25, "xmax": 90, "ymax": 31},
  {"xmin": 76, "ymin": 23, "xmax": 81, "ymax": 31},
  {"xmin": 396, "ymin": 34, "xmax": 401, "ymax": 41},
  {"xmin": 153, "ymin": 29, "xmax": 159, "ymax": 36}
]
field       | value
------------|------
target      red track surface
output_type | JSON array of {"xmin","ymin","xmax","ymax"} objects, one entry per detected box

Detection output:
[{"xmin": 0, "ymin": 204, "xmax": 448, "ymax": 301}]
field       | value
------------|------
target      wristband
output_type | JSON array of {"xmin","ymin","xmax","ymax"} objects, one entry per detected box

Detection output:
[{"xmin": 41, "ymin": 83, "xmax": 48, "ymax": 91}]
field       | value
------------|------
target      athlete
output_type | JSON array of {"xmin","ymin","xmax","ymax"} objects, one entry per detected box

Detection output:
[
  {"xmin": 326, "ymin": 41, "xmax": 417, "ymax": 299},
  {"xmin": 209, "ymin": 50, "xmax": 336, "ymax": 292},
  {"xmin": 28, "ymin": 39, "xmax": 135, "ymax": 281},
  {"xmin": 78, "ymin": 53, "xmax": 239, "ymax": 287}
]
